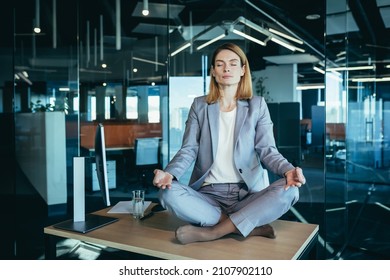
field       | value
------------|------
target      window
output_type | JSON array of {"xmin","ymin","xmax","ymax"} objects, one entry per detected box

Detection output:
[
  {"xmin": 105, "ymin": 96, "xmax": 111, "ymax": 119},
  {"xmin": 126, "ymin": 96, "xmax": 138, "ymax": 119},
  {"xmin": 148, "ymin": 95, "xmax": 160, "ymax": 123},
  {"xmin": 90, "ymin": 96, "xmax": 96, "ymax": 121}
]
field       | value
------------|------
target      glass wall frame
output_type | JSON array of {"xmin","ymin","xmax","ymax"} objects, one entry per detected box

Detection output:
[{"xmin": 0, "ymin": 0, "xmax": 350, "ymax": 260}]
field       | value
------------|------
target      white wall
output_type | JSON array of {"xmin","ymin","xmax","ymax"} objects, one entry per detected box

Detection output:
[
  {"xmin": 15, "ymin": 112, "xmax": 67, "ymax": 205},
  {"xmin": 252, "ymin": 64, "xmax": 298, "ymax": 103}
]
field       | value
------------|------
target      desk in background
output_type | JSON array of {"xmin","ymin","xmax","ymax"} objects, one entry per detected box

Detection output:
[{"xmin": 81, "ymin": 146, "xmax": 134, "ymax": 191}]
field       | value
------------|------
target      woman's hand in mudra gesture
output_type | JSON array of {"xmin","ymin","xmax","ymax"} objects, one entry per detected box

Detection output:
[
  {"xmin": 153, "ymin": 169, "xmax": 174, "ymax": 189},
  {"xmin": 284, "ymin": 167, "xmax": 306, "ymax": 190}
]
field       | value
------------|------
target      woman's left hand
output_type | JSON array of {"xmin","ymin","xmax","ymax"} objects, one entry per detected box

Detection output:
[{"xmin": 284, "ymin": 167, "xmax": 306, "ymax": 190}]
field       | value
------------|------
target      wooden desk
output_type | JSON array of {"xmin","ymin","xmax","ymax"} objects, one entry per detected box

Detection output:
[
  {"xmin": 44, "ymin": 207, "xmax": 319, "ymax": 260},
  {"xmin": 85, "ymin": 146, "xmax": 134, "ymax": 152}
]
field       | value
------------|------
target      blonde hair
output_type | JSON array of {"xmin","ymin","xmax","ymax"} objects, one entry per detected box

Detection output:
[{"xmin": 206, "ymin": 43, "xmax": 253, "ymax": 104}]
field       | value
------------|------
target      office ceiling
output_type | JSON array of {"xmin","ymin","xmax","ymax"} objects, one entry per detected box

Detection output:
[{"xmin": 5, "ymin": 0, "xmax": 390, "ymax": 86}]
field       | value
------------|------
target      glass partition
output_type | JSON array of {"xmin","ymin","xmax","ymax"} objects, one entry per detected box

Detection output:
[
  {"xmin": 3, "ymin": 0, "xmax": 332, "ymax": 259},
  {"xmin": 75, "ymin": 0, "xmax": 169, "ymax": 204},
  {"xmin": 10, "ymin": 0, "xmax": 170, "ymax": 258},
  {"xmin": 325, "ymin": 0, "xmax": 390, "ymax": 259}
]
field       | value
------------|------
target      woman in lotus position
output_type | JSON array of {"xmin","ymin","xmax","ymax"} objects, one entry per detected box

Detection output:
[{"xmin": 153, "ymin": 42, "xmax": 306, "ymax": 245}]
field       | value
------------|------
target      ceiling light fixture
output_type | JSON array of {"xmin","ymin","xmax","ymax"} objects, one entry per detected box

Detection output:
[
  {"xmin": 268, "ymin": 28, "xmax": 303, "ymax": 45},
  {"xmin": 245, "ymin": 1, "xmax": 326, "ymax": 59},
  {"xmin": 235, "ymin": 16, "xmax": 303, "ymax": 52},
  {"xmin": 196, "ymin": 33, "xmax": 226, "ymax": 50},
  {"xmin": 270, "ymin": 37, "xmax": 305, "ymax": 52},
  {"xmin": 34, "ymin": 0, "xmax": 41, "ymax": 33},
  {"xmin": 133, "ymin": 56, "xmax": 165, "ymax": 66},
  {"xmin": 296, "ymin": 84, "xmax": 325, "ymax": 90},
  {"xmin": 142, "ymin": 0, "xmax": 149, "ymax": 16},
  {"xmin": 183, "ymin": 15, "xmax": 306, "ymax": 55},
  {"xmin": 327, "ymin": 65, "xmax": 375, "ymax": 71},
  {"xmin": 306, "ymin": 14, "xmax": 321, "ymax": 20},
  {"xmin": 100, "ymin": 15, "xmax": 104, "ymax": 61},
  {"xmin": 313, "ymin": 66, "xmax": 325, "ymax": 74},
  {"xmin": 232, "ymin": 29, "xmax": 266, "ymax": 46},
  {"xmin": 116, "ymin": 0, "xmax": 121, "ymax": 50},
  {"xmin": 334, "ymin": 56, "xmax": 346, "ymax": 62},
  {"xmin": 53, "ymin": 0, "xmax": 57, "ymax": 48},
  {"xmin": 235, "ymin": 16, "xmax": 267, "ymax": 35},
  {"xmin": 15, "ymin": 72, "xmax": 32, "ymax": 85},
  {"xmin": 351, "ymin": 77, "xmax": 390, "ymax": 82},
  {"xmin": 336, "ymin": 51, "xmax": 346, "ymax": 57},
  {"xmin": 171, "ymin": 42, "xmax": 191, "ymax": 57}
]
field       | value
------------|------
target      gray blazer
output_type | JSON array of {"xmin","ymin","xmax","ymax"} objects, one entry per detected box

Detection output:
[{"xmin": 164, "ymin": 95, "xmax": 294, "ymax": 193}]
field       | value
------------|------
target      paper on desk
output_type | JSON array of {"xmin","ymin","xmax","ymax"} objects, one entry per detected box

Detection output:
[{"xmin": 107, "ymin": 200, "xmax": 152, "ymax": 214}]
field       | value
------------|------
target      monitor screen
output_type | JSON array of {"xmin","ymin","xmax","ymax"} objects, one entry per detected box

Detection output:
[{"xmin": 94, "ymin": 123, "xmax": 111, "ymax": 207}]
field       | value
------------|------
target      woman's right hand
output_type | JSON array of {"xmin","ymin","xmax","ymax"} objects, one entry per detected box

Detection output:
[{"xmin": 152, "ymin": 169, "xmax": 173, "ymax": 189}]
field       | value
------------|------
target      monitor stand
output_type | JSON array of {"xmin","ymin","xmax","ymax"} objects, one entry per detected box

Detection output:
[
  {"xmin": 53, "ymin": 214, "xmax": 118, "ymax": 233},
  {"xmin": 53, "ymin": 157, "xmax": 118, "ymax": 234}
]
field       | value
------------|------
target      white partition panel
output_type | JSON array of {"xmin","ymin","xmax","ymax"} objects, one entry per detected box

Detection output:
[{"xmin": 15, "ymin": 112, "xmax": 67, "ymax": 205}]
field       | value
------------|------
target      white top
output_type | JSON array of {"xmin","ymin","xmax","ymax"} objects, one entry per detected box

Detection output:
[{"xmin": 204, "ymin": 108, "xmax": 242, "ymax": 184}]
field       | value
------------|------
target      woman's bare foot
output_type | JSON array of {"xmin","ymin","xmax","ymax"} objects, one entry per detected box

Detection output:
[
  {"xmin": 175, "ymin": 223, "xmax": 276, "ymax": 245},
  {"xmin": 248, "ymin": 224, "xmax": 276, "ymax": 239},
  {"xmin": 175, "ymin": 225, "xmax": 217, "ymax": 244}
]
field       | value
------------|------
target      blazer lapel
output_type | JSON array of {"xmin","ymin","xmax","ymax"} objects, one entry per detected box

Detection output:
[
  {"xmin": 207, "ymin": 102, "xmax": 219, "ymax": 160},
  {"xmin": 234, "ymin": 99, "xmax": 249, "ymax": 145}
]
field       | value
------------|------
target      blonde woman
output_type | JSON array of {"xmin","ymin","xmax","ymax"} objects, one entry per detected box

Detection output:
[{"xmin": 153, "ymin": 43, "xmax": 305, "ymax": 244}]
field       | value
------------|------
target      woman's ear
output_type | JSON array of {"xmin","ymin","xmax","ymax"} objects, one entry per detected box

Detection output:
[{"xmin": 241, "ymin": 65, "xmax": 245, "ymax": 76}]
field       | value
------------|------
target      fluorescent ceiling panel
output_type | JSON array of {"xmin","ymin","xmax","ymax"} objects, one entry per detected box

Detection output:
[{"xmin": 263, "ymin": 54, "xmax": 320, "ymax": 64}]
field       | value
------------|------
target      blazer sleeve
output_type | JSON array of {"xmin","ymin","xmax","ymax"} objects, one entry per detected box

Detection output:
[
  {"xmin": 254, "ymin": 98, "xmax": 294, "ymax": 177},
  {"xmin": 163, "ymin": 98, "xmax": 201, "ymax": 180}
]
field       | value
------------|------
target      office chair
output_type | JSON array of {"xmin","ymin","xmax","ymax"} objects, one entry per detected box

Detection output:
[{"xmin": 134, "ymin": 137, "xmax": 161, "ymax": 193}]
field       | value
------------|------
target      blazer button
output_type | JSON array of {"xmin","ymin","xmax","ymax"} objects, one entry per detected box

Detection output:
[{"xmin": 239, "ymin": 169, "xmax": 243, "ymax": 173}]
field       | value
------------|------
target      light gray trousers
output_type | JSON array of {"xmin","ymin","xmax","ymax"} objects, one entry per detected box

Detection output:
[{"xmin": 158, "ymin": 178, "xmax": 299, "ymax": 237}]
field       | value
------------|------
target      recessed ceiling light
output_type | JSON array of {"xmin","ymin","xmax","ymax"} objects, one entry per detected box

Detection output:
[{"xmin": 306, "ymin": 14, "xmax": 320, "ymax": 20}]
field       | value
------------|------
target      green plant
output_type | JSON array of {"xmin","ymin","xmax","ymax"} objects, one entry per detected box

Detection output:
[
  {"xmin": 30, "ymin": 97, "xmax": 69, "ymax": 114},
  {"xmin": 30, "ymin": 100, "xmax": 54, "ymax": 113},
  {"xmin": 253, "ymin": 76, "xmax": 273, "ymax": 102}
]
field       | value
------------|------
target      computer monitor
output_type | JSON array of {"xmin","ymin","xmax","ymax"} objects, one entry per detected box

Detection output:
[
  {"xmin": 53, "ymin": 123, "xmax": 118, "ymax": 233},
  {"xmin": 94, "ymin": 123, "xmax": 111, "ymax": 207}
]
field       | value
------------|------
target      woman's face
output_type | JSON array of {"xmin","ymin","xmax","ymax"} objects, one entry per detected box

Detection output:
[{"xmin": 212, "ymin": 49, "xmax": 245, "ymax": 87}]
